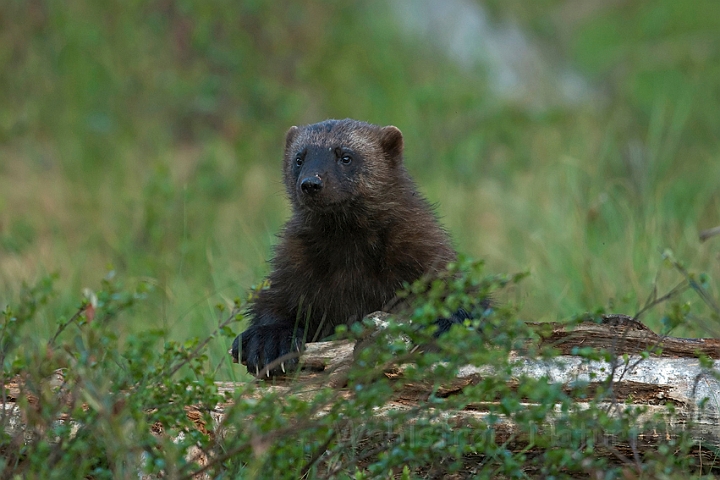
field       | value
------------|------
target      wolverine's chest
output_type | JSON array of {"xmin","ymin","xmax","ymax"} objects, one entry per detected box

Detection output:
[
  {"xmin": 303, "ymin": 232, "xmax": 388, "ymax": 284},
  {"xmin": 292, "ymin": 229, "xmax": 400, "ymax": 310}
]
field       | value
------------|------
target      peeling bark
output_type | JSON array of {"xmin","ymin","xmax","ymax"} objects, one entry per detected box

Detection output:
[{"xmin": 216, "ymin": 314, "xmax": 720, "ymax": 452}]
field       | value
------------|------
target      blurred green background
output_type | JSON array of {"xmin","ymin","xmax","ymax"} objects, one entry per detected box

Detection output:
[{"xmin": 1, "ymin": 0, "xmax": 719, "ymax": 378}]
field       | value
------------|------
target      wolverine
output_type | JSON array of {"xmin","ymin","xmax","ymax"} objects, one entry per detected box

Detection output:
[{"xmin": 231, "ymin": 119, "xmax": 472, "ymax": 376}]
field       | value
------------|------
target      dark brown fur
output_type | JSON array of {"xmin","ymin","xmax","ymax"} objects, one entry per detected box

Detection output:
[{"xmin": 232, "ymin": 119, "xmax": 457, "ymax": 375}]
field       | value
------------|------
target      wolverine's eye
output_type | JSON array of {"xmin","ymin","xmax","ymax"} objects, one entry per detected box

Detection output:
[
  {"xmin": 340, "ymin": 154, "xmax": 352, "ymax": 165},
  {"xmin": 295, "ymin": 156, "xmax": 303, "ymax": 167}
]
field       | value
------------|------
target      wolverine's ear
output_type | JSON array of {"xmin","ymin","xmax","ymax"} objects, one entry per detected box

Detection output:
[
  {"xmin": 285, "ymin": 126, "xmax": 299, "ymax": 151},
  {"xmin": 380, "ymin": 126, "xmax": 404, "ymax": 164}
]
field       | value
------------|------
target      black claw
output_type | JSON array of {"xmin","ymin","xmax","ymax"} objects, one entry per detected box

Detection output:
[
  {"xmin": 231, "ymin": 335, "xmax": 241, "ymax": 363},
  {"xmin": 232, "ymin": 324, "xmax": 305, "ymax": 377}
]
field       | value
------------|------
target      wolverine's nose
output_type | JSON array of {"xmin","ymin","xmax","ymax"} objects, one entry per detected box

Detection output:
[{"xmin": 300, "ymin": 175, "xmax": 323, "ymax": 195}]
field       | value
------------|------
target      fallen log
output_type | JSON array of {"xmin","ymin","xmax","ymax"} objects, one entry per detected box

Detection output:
[
  {"xmin": 5, "ymin": 314, "xmax": 720, "ymax": 474},
  {"xmin": 215, "ymin": 314, "xmax": 720, "ymax": 456}
]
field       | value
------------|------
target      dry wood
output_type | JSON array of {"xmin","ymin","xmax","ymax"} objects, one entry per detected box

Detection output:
[
  {"xmin": 214, "ymin": 314, "xmax": 720, "ymax": 453},
  {"xmin": 5, "ymin": 314, "xmax": 720, "ymax": 469}
]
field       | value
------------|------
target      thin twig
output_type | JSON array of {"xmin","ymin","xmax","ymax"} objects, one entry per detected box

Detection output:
[
  {"xmin": 166, "ymin": 307, "xmax": 241, "ymax": 378},
  {"xmin": 699, "ymin": 226, "xmax": 720, "ymax": 242},
  {"xmin": 300, "ymin": 429, "xmax": 338, "ymax": 478},
  {"xmin": 672, "ymin": 260, "xmax": 720, "ymax": 315},
  {"xmin": 47, "ymin": 304, "xmax": 88, "ymax": 348},
  {"xmin": 179, "ymin": 417, "xmax": 324, "ymax": 480},
  {"xmin": 632, "ymin": 280, "xmax": 688, "ymax": 323}
]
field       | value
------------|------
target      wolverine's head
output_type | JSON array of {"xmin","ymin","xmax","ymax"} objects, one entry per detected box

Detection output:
[{"xmin": 282, "ymin": 119, "xmax": 405, "ymax": 212}]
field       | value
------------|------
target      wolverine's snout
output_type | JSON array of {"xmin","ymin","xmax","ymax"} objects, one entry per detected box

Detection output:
[{"xmin": 300, "ymin": 175, "xmax": 323, "ymax": 195}]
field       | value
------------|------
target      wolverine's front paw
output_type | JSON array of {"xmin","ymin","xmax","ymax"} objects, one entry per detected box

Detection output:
[
  {"xmin": 231, "ymin": 324, "xmax": 305, "ymax": 377},
  {"xmin": 433, "ymin": 308, "xmax": 474, "ymax": 337}
]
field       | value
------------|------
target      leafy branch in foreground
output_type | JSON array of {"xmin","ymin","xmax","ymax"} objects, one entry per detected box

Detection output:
[
  {"xmin": 0, "ymin": 272, "xmax": 242, "ymax": 479},
  {"xmin": 1, "ymin": 254, "xmax": 717, "ymax": 479}
]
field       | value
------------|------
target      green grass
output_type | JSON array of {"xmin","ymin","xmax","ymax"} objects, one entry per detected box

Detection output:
[{"xmin": 1, "ymin": 0, "xmax": 719, "ymax": 380}]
